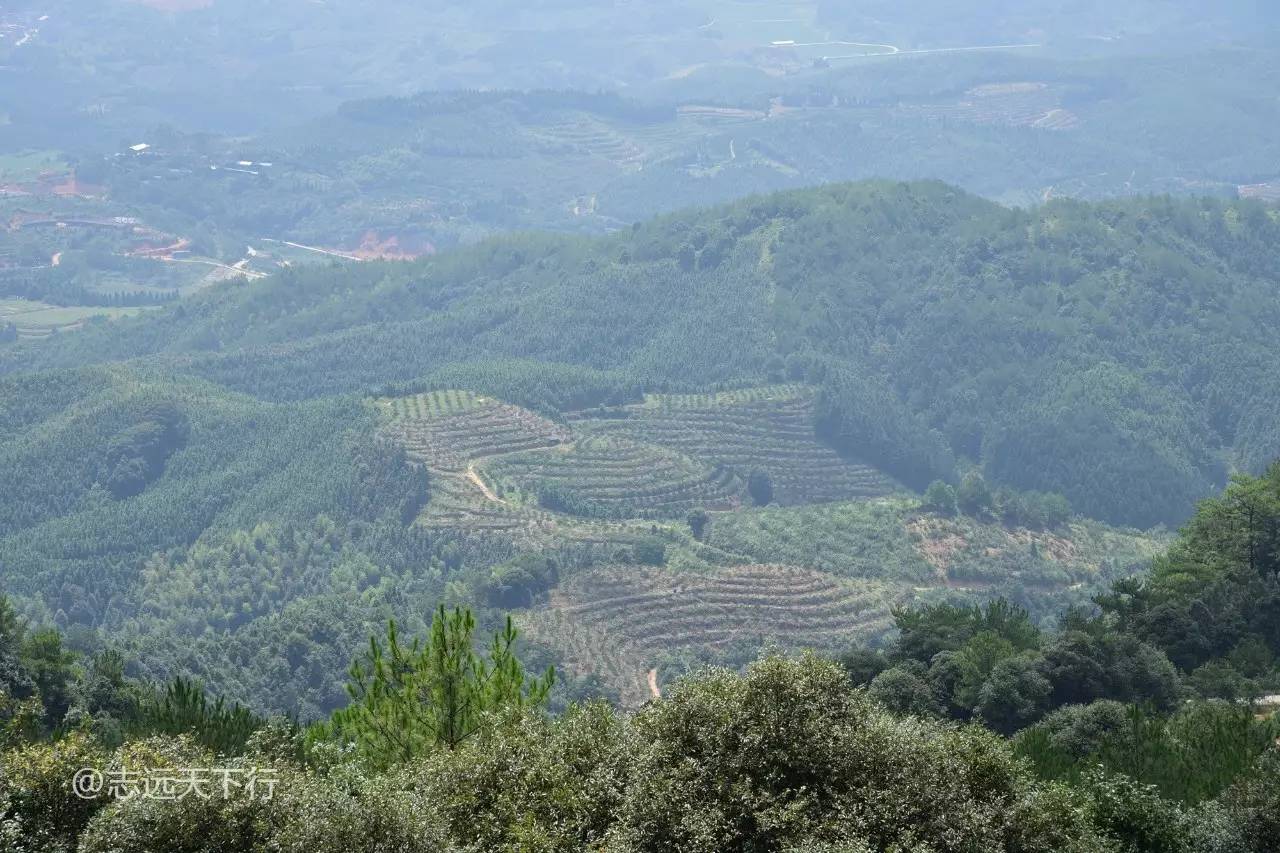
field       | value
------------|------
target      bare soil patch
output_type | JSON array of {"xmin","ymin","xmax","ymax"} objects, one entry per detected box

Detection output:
[
  {"xmin": 349, "ymin": 231, "xmax": 434, "ymax": 261},
  {"xmin": 906, "ymin": 517, "xmax": 969, "ymax": 572}
]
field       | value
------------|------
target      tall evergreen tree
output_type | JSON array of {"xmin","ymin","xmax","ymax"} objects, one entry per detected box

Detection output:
[{"xmin": 330, "ymin": 606, "xmax": 553, "ymax": 766}]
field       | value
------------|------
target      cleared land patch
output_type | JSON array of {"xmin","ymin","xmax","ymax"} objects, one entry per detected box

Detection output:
[{"xmin": 709, "ymin": 498, "xmax": 1166, "ymax": 590}]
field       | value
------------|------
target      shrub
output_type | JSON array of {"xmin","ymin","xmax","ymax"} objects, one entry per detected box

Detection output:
[
  {"xmin": 268, "ymin": 766, "xmax": 452, "ymax": 853},
  {"xmin": 958, "ymin": 472, "xmax": 995, "ymax": 516},
  {"xmin": 976, "ymin": 655, "xmax": 1053, "ymax": 735},
  {"xmin": 868, "ymin": 663, "xmax": 942, "ymax": 717},
  {"xmin": 79, "ymin": 739, "xmax": 452, "ymax": 853},
  {"xmin": 416, "ymin": 702, "xmax": 625, "ymax": 851},
  {"xmin": 1214, "ymin": 750, "xmax": 1280, "ymax": 853},
  {"xmin": 1020, "ymin": 701, "xmax": 1132, "ymax": 762},
  {"xmin": 0, "ymin": 730, "xmax": 109, "ymax": 851},
  {"xmin": 686, "ymin": 508, "xmax": 710, "ymax": 540},
  {"xmin": 923, "ymin": 480, "xmax": 958, "ymax": 515},
  {"xmin": 1078, "ymin": 768, "xmax": 1189, "ymax": 853},
  {"xmin": 838, "ymin": 648, "xmax": 889, "ymax": 686},
  {"xmin": 482, "ymin": 553, "xmax": 559, "ymax": 608},
  {"xmin": 632, "ymin": 537, "xmax": 667, "ymax": 566},
  {"xmin": 748, "ymin": 468, "xmax": 774, "ymax": 506},
  {"xmin": 610, "ymin": 653, "xmax": 1096, "ymax": 851}
]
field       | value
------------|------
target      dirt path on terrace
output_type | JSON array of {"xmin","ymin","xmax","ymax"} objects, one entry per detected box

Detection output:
[
  {"xmin": 466, "ymin": 463, "xmax": 508, "ymax": 505},
  {"xmin": 647, "ymin": 668, "xmax": 661, "ymax": 699}
]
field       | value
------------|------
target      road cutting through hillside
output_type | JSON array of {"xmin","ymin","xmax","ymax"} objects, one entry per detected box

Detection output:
[
  {"xmin": 263, "ymin": 238, "xmax": 365, "ymax": 262},
  {"xmin": 821, "ymin": 42, "xmax": 1041, "ymax": 61},
  {"xmin": 647, "ymin": 668, "xmax": 661, "ymax": 699}
]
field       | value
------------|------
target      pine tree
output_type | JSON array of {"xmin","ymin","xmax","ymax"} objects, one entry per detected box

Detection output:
[
  {"xmin": 330, "ymin": 605, "xmax": 554, "ymax": 766},
  {"xmin": 141, "ymin": 676, "xmax": 261, "ymax": 756}
]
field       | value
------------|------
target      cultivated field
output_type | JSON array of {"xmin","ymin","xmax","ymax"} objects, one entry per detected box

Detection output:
[
  {"xmin": 376, "ymin": 383, "xmax": 901, "ymax": 540},
  {"xmin": 0, "ymin": 152, "xmax": 68, "ymax": 186},
  {"xmin": 378, "ymin": 390, "xmax": 571, "ymax": 532},
  {"xmin": 0, "ymin": 298, "xmax": 156, "ymax": 338},
  {"xmin": 573, "ymin": 384, "xmax": 898, "ymax": 505},
  {"xmin": 379, "ymin": 389, "xmax": 487, "ymax": 421},
  {"xmin": 534, "ymin": 116, "xmax": 647, "ymax": 169},
  {"xmin": 483, "ymin": 434, "xmax": 748, "ymax": 519},
  {"xmin": 521, "ymin": 563, "xmax": 900, "ymax": 705},
  {"xmin": 1239, "ymin": 181, "xmax": 1280, "ymax": 202},
  {"xmin": 373, "ymin": 382, "xmax": 1163, "ymax": 688},
  {"xmin": 379, "ymin": 391, "xmax": 571, "ymax": 472}
]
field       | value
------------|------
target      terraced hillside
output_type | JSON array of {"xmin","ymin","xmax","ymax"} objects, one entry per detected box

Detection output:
[
  {"xmin": 379, "ymin": 388, "xmax": 487, "ymax": 421},
  {"xmin": 533, "ymin": 115, "xmax": 648, "ymax": 169},
  {"xmin": 373, "ymin": 384, "xmax": 1162, "ymax": 704},
  {"xmin": 379, "ymin": 391, "xmax": 571, "ymax": 472},
  {"xmin": 377, "ymin": 390, "xmax": 569, "ymax": 531},
  {"xmin": 483, "ymin": 435, "xmax": 747, "ymax": 519},
  {"xmin": 521, "ymin": 564, "xmax": 901, "ymax": 706},
  {"xmin": 572, "ymin": 384, "xmax": 898, "ymax": 506}
]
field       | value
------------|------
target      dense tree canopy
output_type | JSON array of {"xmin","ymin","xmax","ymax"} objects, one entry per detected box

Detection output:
[{"xmin": 6, "ymin": 462, "xmax": 1280, "ymax": 850}]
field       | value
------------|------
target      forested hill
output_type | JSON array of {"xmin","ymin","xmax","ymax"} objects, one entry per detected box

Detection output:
[{"xmin": 6, "ymin": 182, "xmax": 1279, "ymax": 529}]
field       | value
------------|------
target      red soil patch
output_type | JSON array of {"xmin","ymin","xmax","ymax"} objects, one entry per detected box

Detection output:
[
  {"xmin": 2, "ymin": 172, "xmax": 104, "ymax": 199},
  {"xmin": 1007, "ymin": 528, "xmax": 1079, "ymax": 562},
  {"xmin": 1240, "ymin": 182, "xmax": 1280, "ymax": 202},
  {"xmin": 348, "ymin": 231, "xmax": 435, "ymax": 261},
  {"xmin": 128, "ymin": 237, "xmax": 191, "ymax": 259},
  {"xmin": 906, "ymin": 517, "xmax": 969, "ymax": 572},
  {"xmin": 51, "ymin": 174, "xmax": 106, "ymax": 199}
]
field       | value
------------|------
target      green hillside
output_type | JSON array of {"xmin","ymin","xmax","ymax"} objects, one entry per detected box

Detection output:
[
  {"xmin": 4, "ymin": 180, "xmax": 1279, "ymax": 712},
  {"xmin": 13, "ymin": 46, "xmax": 1280, "ymax": 348},
  {"xmin": 8, "ymin": 181, "xmax": 1280, "ymax": 525},
  {"xmin": 9, "ymin": 4, "xmax": 1280, "ymax": 846}
]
